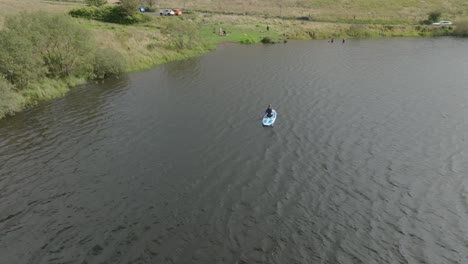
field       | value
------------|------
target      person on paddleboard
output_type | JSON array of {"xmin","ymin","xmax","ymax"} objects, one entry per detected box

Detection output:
[{"xmin": 265, "ymin": 104, "xmax": 273, "ymax": 117}]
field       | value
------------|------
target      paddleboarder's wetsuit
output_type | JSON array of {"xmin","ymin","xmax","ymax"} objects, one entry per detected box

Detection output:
[{"xmin": 265, "ymin": 107, "xmax": 273, "ymax": 117}]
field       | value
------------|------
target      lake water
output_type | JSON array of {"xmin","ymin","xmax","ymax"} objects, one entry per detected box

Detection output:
[{"xmin": 1, "ymin": 37, "xmax": 468, "ymax": 264}]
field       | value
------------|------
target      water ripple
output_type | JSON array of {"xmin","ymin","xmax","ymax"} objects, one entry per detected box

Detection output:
[{"xmin": 1, "ymin": 38, "xmax": 468, "ymax": 263}]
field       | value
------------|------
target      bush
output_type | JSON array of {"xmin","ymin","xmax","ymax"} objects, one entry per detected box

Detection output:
[
  {"xmin": 143, "ymin": 6, "xmax": 156, "ymax": 12},
  {"xmin": 452, "ymin": 21, "xmax": 468, "ymax": 37},
  {"xmin": 0, "ymin": 12, "xmax": 94, "ymax": 84},
  {"xmin": 261, "ymin": 36, "xmax": 273, "ymax": 44},
  {"xmin": 297, "ymin": 16, "xmax": 311, "ymax": 21},
  {"xmin": 239, "ymin": 36, "xmax": 255, "ymax": 44},
  {"xmin": 0, "ymin": 76, "xmax": 24, "ymax": 119},
  {"xmin": 428, "ymin": 11, "xmax": 442, "ymax": 23},
  {"xmin": 431, "ymin": 26, "xmax": 452, "ymax": 36},
  {"xmin": 69, "ymin": 6, "xmax": 100, "ymax": 19},
  {"xmin": 120, "ymin": 0, "xmax": 140, "ymax": 16},
  {"xmin": 160, "ymin": 19, "xmax": 201, "ymax": 49},
  {"xmin": 70, "ymin": 5, "xmax": 151, "ymax": 24},
  {"xmin": 0, "ymin": 12, "xmax": 125, "ymax": 86},
  {"xmin": 122, "ymin": 12, "xmax": 152, "ymax": 24},
  {"xmin": 93, "ymin": 49, "xmax": 126, "ymax": 79},
  {"xmin": 0, "ymin": 29, "xmax": 46, "ymax": 88},
  {"xmin": 35, "ymin": 13, "xmax": 95, "ymax": 78},
  {"xmin": 420, "ymin": 11, "xmax": 443, "ymax": 25}
]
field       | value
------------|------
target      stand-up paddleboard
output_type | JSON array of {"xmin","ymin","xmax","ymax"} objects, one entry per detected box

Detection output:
[{"xmin": 262, "ymin": 109, "xmax": 277, "ymax": 127}]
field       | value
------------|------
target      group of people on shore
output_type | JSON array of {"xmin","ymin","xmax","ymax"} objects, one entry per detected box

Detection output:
[
  {"xmin": 328, "ymin": 38, "xmax": 346, "ymax": 44},
  {"xmin": 214, "ymin": 25, "xmax": 346, "ymax": 44}
]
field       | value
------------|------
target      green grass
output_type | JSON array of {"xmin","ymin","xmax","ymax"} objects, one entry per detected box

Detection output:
[
  {"xmin": 19, "ymin": 77, "xmax": 85, "ymax": 101},
  {"xmin": 199, "ymin": 24, "xmax": 281, "ymax": 45},
  {"xmin": 0, "ymin": 76, "xmax": 87, "ymax": 119}
]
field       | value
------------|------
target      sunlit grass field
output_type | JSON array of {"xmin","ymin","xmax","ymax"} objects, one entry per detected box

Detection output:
[
  {"xmin": 158, "ymin": 0, "xmax": 468, "ymax": 23},
  {"xmin": 0, "ymin": 0, "xmax": 83, "ymax": 28},
  {"xmin": 2, "ymin": 0, "xmax": 468, "ymax": 25}
]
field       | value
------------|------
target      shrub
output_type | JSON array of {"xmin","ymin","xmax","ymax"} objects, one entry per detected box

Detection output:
[
  {"xmin": 143, "ymin": 6, "xmax": 157, "ymax": 12},
  {"xmin": 420, "ymin": 11, "xmax": 443, "ymax": 25},
  {"xmin": 33, "ymin": 13, "xmax": 95, "ymax": 78},
  {"xmin": 431, "ymin": 25, "xmax": 453, "ymax": 36},
  {"xmin": 0, "ymin": 12, "xmax": 93, "ymax": 84},
  {"xmin": 93, "ymin": 48, "xmax": 126, "ymax": 79},
  {"xmin": 160, "ymin": 19, "xmax": 201, "ymax": 49},
  {"xmin": 120, "ymin": 0, "xmax": 140, "ymax": 16},
  {"xmin": 428, "ymin": 11, "xmax": 442, "ymax": 23},
  {"xmin": 0, "ymin": 76, "xmax": 24, "ymax": 119},
  {"xmin": 0, "ymin": 29, "xmax": 46, "ymax": 88},
  {"xmin": 69, "ymin": 6, "xmax": 100, "ymax": 19},
  {"xmin": 1, "ymin": 12, "xmax": 125, "ymax": 85},
  {"xmin": 297, "ymin": 16, "xmax": 311, "ymax": 21},
  {"xmin": 261, "ymin": 36, "xmax": 273, "ymax": 44},
  {"xmin": 122, "ymin": 12, "xmax": 152, "ymax": 24},
  {"xmin": 239, "ymin": 36, "xmax": 255, "ymax": 44},
  {"xmin": 453, "ymin": 21, "xmax": 468, "ymax": 36},
  {"xmin": 420, "ymin": 20, "xmax": 431, "ymax": 25},
  {"xmin": 5, "ymin": 12, "xmax": 92, "ymax": 79},
  {"xmin": 70, "ymin": 5, "xmax": 151, "ymax": 24}
]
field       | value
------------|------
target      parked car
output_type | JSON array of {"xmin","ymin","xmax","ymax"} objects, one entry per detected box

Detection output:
[
  {"xmin": 173, "ymin": 9, "xmax": 182, "ymax": 16},
  {"xmin": 432, "ymin": 21, "xmax": 452, "ymax": 26},
  {"xmin": 160, "ymin": 9, "xmax": 175, "ymax": 16}
]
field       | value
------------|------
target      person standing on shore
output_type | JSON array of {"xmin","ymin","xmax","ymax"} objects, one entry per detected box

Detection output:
[{"xmin": 342, "ymin": 39, "xmax": 345, "ymax": 44}]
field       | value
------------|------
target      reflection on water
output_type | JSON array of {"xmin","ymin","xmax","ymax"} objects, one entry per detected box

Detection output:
[{"xmin": 1, "ymin": 37, "xmax": 468, "ymax": 264}]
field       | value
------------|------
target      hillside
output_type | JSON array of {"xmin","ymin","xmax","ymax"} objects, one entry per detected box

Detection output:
[
  {"xmin": 1, "ymin": 0, "xmax": 467, "ymax": 25},
  {"xmin": 157, "ymin": 0, "xmax": 468, "ymax": 23}
]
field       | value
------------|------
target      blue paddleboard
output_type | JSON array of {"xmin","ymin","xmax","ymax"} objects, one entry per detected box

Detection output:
[{"xmin": 262, "ymin": 109, "xmax": 277, "ymax": 127}]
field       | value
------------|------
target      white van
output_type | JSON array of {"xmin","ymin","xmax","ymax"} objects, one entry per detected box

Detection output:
[{"xmin": 160, "ymin": 9, "xmax": 175, "ymax": 16}]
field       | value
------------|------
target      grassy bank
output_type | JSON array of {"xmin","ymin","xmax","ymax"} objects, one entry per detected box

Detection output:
[{"xmin": 0, "ymin": 0, "xmax": 465, "ymax": 119}]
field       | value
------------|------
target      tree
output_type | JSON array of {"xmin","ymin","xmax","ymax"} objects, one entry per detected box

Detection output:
[
  {"xmin": 119, "ymin": 0, "xmax": 141, "ymax": 15},
  {"xmin": 85, "ymin": 0, "xmax": 107, "ymax": 7},
  {"xmin": 428, "ymin": 11, "xmax": 442, "ymax": 23}
]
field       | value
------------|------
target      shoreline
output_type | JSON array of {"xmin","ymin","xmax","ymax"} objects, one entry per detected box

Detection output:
[{"xmin": 0, "ymin": 11, "xmax": 457, "ymax": 120}]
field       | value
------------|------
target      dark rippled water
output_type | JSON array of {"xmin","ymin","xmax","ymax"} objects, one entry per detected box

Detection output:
[{"xmin": 1, "ymin": 37, "xmax": 468, "ymax": 264}]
